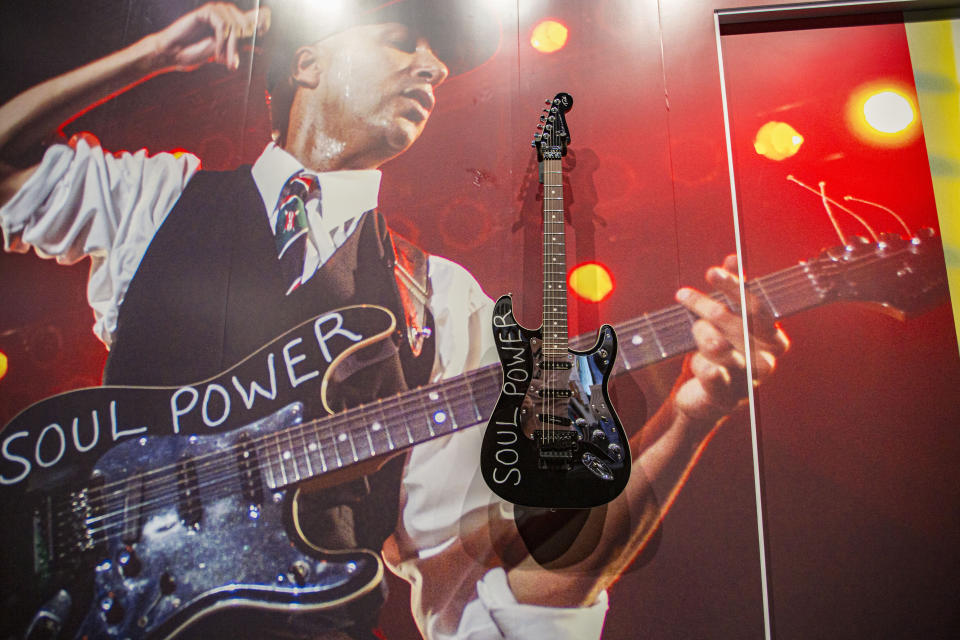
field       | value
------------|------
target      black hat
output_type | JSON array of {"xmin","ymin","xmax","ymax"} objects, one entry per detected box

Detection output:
[{"xmin": 264, "ymin": 0, "xmax": 501, "ymax": 94}]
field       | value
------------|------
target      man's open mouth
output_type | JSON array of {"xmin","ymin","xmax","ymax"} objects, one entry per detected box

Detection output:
[{"xmin": 401, "ymin": 87, "xmax": 434, "ymax": 123}]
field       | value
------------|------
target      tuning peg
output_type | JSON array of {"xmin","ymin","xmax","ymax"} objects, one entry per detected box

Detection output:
[
  {"xmin": 539, "ymin": 115, "xmax": 546, "ymax": 121},
  {"xmin": 545, "ymin": 98, "xmax": 552, "ymax": 105}
]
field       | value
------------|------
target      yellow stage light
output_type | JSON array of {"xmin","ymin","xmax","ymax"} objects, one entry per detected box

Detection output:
[
  {"xmin": 847, "ymin": 82, "xmax": 920, "ymax": 146},
  {"xmin": 531, "ymin": 20, "xmax": 569, "ymax": 54},
  {"xmin": 0, "ymin": 351, "xmax": 7, "ymax": 382},
  {"xmin": 754, "ymin": 121, "xmax": 804, "ymax": 161},
  {"xmin": 863, "ymin": 90, "xmax": 916, "ymax": 133},
  {"xmin": 569, "ymin": 262, "xmax": 614, "ymax": 302}
]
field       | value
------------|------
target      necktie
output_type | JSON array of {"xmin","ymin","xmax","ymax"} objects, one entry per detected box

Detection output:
[{"xmin": 273, "ymin": 172, "xmax": 319, "ymax": 295}]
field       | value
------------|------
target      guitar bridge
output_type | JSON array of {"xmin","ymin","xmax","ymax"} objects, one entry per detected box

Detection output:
[{"xmin": 533, "ymin": 430, "xmax": 579, "ymax": 470}]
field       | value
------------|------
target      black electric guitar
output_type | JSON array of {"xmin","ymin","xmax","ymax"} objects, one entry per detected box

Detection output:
[
  {"xmin": 480, "ymin": 93, "xmax": 630, "ymax": 509},
  {"xmin": 0, "ymin": 231, "xmax": 949, "ymax": 639}
]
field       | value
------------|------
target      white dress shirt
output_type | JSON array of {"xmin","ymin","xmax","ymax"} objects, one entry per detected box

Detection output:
[{"xmin": 0, "ymin": 138, "xmax": 608, "ymax": 640}]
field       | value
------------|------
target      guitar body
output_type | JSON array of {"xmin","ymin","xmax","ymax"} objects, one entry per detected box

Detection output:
[
  {"xmin": 6, "ymin": 404, "xmax": 381, "ymax": 640},
  {"xmin": 480, "ymin": 295, "xmax": 630, "ymax": 508},
  {"xmin": 0, "ymin": 305, "xmax": 397, "ymax": 640}
]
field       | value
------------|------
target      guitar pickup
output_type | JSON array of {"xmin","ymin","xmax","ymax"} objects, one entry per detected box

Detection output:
[
  {"xmin": 537, "ymin": 387, "xmax": 572, "ymax": 399},
  {"xmin": 176, "ymin": 457, "xmax": 202, "ymax": 528},
  {"xmin": 537, "ymin": 414, "xmax": 572, "ymax": 427},
  {"xmin": 540, "ymin": 359, "xmax": 572, "ymax": 370},
  {"xmin": 235, "ymin": 433, "xmax": 263, "ymax": 508}
]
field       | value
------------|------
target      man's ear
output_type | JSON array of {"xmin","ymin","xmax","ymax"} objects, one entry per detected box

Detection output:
[{"xmin": 292, "ymin": 45, "xmax": 323, "ymax": 88}]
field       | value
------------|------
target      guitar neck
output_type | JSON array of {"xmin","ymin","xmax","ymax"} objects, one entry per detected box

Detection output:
[
  {"xmin": 591, "ymin": 262, "xmax": 824, "ymax": 370},
  {"xmin": 542, "ymin": 153, "xmax": 569, "ymax": 358},
  {"xmin": 260, "ymin": 365, "xmax": 504, "ymax": 490}
]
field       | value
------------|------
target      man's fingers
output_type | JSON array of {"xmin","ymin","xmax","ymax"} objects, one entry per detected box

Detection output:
[
  {"xmin": 687, "ymin": 353, "xmax": 744, "ymax": 411},
  {"xmin": 677, "ymin": 286, "xmax": 743, "ymax": 350},
  {"xmin": 721, "ymin": 253, "xmax": 738, "ymax": 274},
  {"xmin": 256, "ymin": 7, "xmax": 272, "ymax": 37},
  {"xmin": 203, "ymin": 3, "xmax": 264, "ymax": 69}
]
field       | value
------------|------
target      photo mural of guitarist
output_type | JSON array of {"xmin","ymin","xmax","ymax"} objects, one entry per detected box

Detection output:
[
  {"xmin": 6, "ymin": 1, "xmax": 959, "ymax": 640},
  {"xmin": 0, "ymin": 1, "xmax": 790, "ymax": 639}
]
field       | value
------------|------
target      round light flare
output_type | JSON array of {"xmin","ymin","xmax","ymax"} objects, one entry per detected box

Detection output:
[
  {"xmin": 863, "ymin": 91, "xmax": 915, "ymax": 133},
  {"xmin": 569, "ymin": 262, "xmax": 614, "ymax": 303},
  {"xmin": 0, "ymin": 351, "xmax": 7, "ymax": 382},
  {"xmin": 530, "ymin": 19, "xmax": 569, "ymax": 54},
  {"xmin": 847, "ymin": 83, "xmax": 920, "ymax": 147},
  {"xmin": 754, "ymin": 121, "xmax": 804, "ymax": 161}
]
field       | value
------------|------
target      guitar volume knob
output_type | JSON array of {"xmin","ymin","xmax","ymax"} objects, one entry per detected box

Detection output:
[
  {"xmin": 117, "ymin": 547, "xmax": 142, "ymax": 578},
  {"xmin": 100, "ymin": 594, "xmax": 126, "ymax": 626}
]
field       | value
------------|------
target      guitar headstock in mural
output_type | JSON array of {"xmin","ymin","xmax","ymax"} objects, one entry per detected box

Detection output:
[{"xmin": 802, "ymin": 228, "xmax": 948, "ymax": 321}]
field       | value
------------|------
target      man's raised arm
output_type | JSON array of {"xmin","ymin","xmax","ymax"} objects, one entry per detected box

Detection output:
[{"xmin": 0, "ymin": 2, "xmax": 269, "ymax": 206}]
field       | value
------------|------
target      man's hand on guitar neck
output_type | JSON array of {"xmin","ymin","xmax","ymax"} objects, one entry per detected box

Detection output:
[{"xmin": 674, "ymin": 253, "xmax": 790, "ymax": 422}]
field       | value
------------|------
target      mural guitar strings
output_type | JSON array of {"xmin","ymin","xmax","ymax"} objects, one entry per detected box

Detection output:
[
  {"xmin": 480, "ymin": 93, "xmax": 631, "ymax": 509},
  {"xmin": 0, "ymin": 238, "xmax": 950, "ymax": 638}
]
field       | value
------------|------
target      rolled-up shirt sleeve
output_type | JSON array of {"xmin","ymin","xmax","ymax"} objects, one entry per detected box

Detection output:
[
  {"xmin": 471, "ymin": 568, "xmax": 608, "ymax": 639},
  {"xmin": 0, "ymin": 137, "xmax": 200, "ymax": 346}
]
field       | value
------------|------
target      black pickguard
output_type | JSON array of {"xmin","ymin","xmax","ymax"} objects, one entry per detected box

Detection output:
[{"xmin": 480, "ymin": 295, "xmax": 630, "ymax": 508}]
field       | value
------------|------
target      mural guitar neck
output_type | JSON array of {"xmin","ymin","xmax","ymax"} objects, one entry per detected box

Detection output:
[{"xmin": 480, "ymin": 92, "xmax": 631, "ymax": 509}]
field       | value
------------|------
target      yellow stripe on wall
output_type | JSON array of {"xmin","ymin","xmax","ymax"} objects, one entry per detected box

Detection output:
[{"xmin": 905, "ymin": 11, "xmax": 960, "ymax": 353}]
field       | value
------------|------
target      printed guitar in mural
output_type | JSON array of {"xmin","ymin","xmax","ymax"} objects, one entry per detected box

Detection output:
[
  {"xmin": 480, "ymin": 93, "xmax": 631, "ymax": 509},
  {"xmin": 0, "ymin": 230, "xmax": 948, "ymax": 639}
]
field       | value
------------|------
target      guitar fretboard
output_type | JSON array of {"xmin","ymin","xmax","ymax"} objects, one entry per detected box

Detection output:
[
  {"xmin": 261, "ymin": 366, "xmax": 503, "ymax": 489},
  {"xmin": 600, "ymin": 262, "xmax": 823, "ymax": 370},
  {"xmin": 542, "ymin": 153, "xmax": 568, "ymax": 359}
]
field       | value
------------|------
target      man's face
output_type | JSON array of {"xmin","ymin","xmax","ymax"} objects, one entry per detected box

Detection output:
[{"xmin": 298, "ymin": 22, "xmax": 449, "ymax": 167}]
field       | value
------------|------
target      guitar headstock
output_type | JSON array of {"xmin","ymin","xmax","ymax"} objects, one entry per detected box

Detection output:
[
  {"xmin": 532, "ymin": 92, "xmax": 573, "ymax": 162},
  {"xmin": 804, "ymin": 228, "xmax": 949, "ymax": 319}
]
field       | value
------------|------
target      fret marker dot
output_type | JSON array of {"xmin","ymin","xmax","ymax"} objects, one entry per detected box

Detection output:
[
  {"xmin": 372, "ymin": 421, "xmax": 382, "ymax": 431},
  {"xmin": 429, "ymin": 391, "xmax": 440, "ymax": 401},
  {"xmin": 308, "ymin": 443, "xmax": 318, "ymax": 451},
  {"xmin": 282, "ymin": 450, "xmax": 292, "ymax": 460},
  {"xmin": 632, "ymin": 335, "xmax": 644, "ymax": 345},
  {"xmin": 433, "ymin": 411, "xmax": 447, "ymax": 424},
  {"xmin": 338, "ymin": 433, "xmax": 348, "ymax": 442}
]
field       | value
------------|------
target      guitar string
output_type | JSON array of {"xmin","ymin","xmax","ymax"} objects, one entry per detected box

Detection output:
[
  {"xmin": 77, "ymin": 370, "xmax": 505, "ymax": 541},
  {"xmin": 544, "ymin": 152, "xmax": 563, "ymax": 442},
  {"xmin": 74, "ymin": 364, "xmax": 500, "ymax": 513},
  {"xmin": 62, "ymin": 365, "xmax": 504, "ymax": 537},
  {"xmin": 52, "ymin": 245, "xmax": 921, "ymax": 540}
]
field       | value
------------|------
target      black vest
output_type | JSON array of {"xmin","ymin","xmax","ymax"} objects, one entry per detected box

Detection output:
[{"xmin": 102, "ymin": 166, "xmax": 433, "ymax": 586}]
